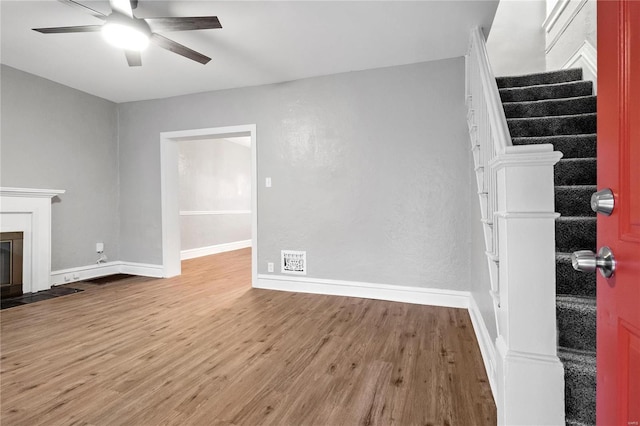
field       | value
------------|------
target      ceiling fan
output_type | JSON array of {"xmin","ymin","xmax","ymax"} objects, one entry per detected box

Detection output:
[{"xmin": 32, "ymin": 0, "xmax": 222, "ymax": 66}]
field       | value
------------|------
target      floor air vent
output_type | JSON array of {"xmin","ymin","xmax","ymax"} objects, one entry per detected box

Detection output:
[{"xmin": 281, "ymin": 250, "xmax": 306, "ymax": 275}]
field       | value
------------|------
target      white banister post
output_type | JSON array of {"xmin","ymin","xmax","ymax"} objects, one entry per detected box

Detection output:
[{"xmin": 490, "ymin": 145, "xmax": 565, "ymax": 425}]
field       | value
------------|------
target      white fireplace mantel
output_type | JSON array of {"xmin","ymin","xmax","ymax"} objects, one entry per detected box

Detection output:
[
  {"xmin": 1, "ymin": 187, "xmax": 66, "ymax": 198},
  {"xmin": 1, "ymin": 187, "xmax": 65, "ymax": 293}
]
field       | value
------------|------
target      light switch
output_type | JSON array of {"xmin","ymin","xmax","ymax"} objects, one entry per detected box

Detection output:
[{"xmin": 265, "ymin": 177, "xmax": 272, "ymax": 188}]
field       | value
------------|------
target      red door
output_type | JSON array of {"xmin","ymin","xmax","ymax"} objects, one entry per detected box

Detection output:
[{"xmin": 597, "ymin": 0, "xmax": 640, "ymax": 424}]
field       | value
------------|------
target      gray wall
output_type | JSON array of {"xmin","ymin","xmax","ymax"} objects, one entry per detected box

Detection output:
[
  {"xmin": 179, "ymin": 138, "xmax": 251, "ymax": 250},
  {"xmin": 487, "ymin": 0, "xmax": 547, "ymax": 76},
  {"xmin": 117, "ymin": 57, "xmax": 475, "ymax": 290},
  {"xmin": 0, "ymin": 65, "xmax": 119, "ymax": 270}
]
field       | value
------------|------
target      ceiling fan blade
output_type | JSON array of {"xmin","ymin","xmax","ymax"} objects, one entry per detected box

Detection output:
[
  {"xmin": 58, "ymin": 0, "xmax": 106, "ymax": 20},
  {"xmin": 33, "ymin": 25, "xmax": 103, "ymax": 34},
  {"xmin": 145, "ymin": 17, "xmax": 222, "ymax": 32},
  {"xmin": 109, "ymin": 0, "xmax": 133, "ymax": 18},
  {"xmin": 125, "ymin": 50, "xmax": 142, "ymax": 67},
  {"xmin": 151, "ymin": 33, "xmax": 211, "ymax": 64}
]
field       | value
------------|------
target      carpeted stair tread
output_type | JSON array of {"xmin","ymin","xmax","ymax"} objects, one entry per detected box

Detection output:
[
  {"xmin": 512, "ymin": 135, "xmax": 596, "ymax": 159},
  {"xmin": 559, "ymin": 348, "xmax": 596, "ymax": 426},
  {"xmin": 556, "ymin": 253, "xmax": 597, "ymax": 297},
  {"xmin": 496, "ymin": 68, "xmax": 583, "ymax": 89},
  {"xmin": 555, "ymin": 186, "xmax": 597, "ymax": 217},
  {"xmin": 557, "ymin": 295, "xmax": 596, "ymax": 352},
  {"xmin": 556, "ymin": 216, "xmax": 597, "ymax": 252},
  {"xmin": 499, "ymin": 81, "xmax": 593, "ymax": 103},
  {"xmin": 503, "ymin": 96, "xmax": 596, "ymax": 119},
  {"xmin": 555, "ymin": 158, "xmax": 597, "ymax": 186},
  {"xmin": 507, "ymin": 113, "xmax": 596, "ymax": 138}
]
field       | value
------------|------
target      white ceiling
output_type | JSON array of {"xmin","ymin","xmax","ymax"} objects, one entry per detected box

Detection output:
[{"xmin": 0, "ymin": 0, "xmax": 498, "ymax": 103}]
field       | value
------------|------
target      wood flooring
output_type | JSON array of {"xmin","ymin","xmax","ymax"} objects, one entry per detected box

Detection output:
[{"xmin": 0, "ymin": 248, "xmax": 496, "ymax": 425}]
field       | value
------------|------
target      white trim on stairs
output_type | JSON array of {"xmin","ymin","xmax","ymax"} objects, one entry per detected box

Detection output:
[
  {"xmin": 563, "ymin": 40, "xmax": 597, "ymax": 75},
  {"xmin": 544, "ymin": 0, "xmax": 590, "ymax": 54},
  {"xmin": 542, "ymin": 0, "xmax": 570, "ymax": 35},
  {"xmin": 563, "ymin": 40, "xmax": 597, "ymax": 93},
  {"xmin": 181, "ymin": 240, "xmax": 252, "ymax": 260}
]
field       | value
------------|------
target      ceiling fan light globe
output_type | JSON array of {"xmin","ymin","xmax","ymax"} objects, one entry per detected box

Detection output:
[{"xmin": 102, "ymin": 21, "xmax": 150, "ymax": 51}]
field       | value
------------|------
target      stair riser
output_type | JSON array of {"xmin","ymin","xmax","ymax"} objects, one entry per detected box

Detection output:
[
  {"xmin": 503, "ymin": 96, "xmax": 596, "ymax": 119},
  {"xmin": 496, "ymin": 69, "xmax": 583, "ymax": 88},
  {"xmin": 556, "ymin": 261, "xmax": 597, "ymax": 298},
  {"xmin": 557, "ymin": 301, "xmax": 596, "ymax": 351},
  {"xmin": 556, "ymin": 219, "xmax": 596, "ymax": 253},
  {"xmin": 513, "ymin": 136, "xmax": 597, "ymax": 159},
  {"xmin": 499, "ymin": 81, "xmax": 593, "ymax": 102},
  {"xmin": 508, "ymin": 114, "xmax": 596, "ymax": 138},
  {"xmin": 555, "ymin": 160, "xmax": 597, "ymax": 186},
  {"xmin": 563, "ymin": 359, "xmax": 596, "ymax": 425},
  {"xmin": 555, "ymin": 187, "xmax": 597, "ymax": 216}
]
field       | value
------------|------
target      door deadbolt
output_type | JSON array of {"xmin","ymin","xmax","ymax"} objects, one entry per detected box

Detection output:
[{"xmin": 591, "ymin": 188, "xmax": 614, "ymax": 216}]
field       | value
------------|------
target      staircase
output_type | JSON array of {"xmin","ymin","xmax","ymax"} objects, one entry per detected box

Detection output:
[{"xmin": 496, "ymin": 68, "xmax": 597, "ymax": 426}]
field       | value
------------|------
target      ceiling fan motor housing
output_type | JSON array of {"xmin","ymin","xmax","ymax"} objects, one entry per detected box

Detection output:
[{"xmin": 102, "ymin": 12, "xmax": 151, "ymax": 51}]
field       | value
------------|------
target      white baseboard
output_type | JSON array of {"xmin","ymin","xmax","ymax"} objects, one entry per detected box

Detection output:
[
  {"xmin": 119, "ymin": 262, "xmax": 164, "ymax": 278},
  {"xmin": 255, "ymin": 274, "xmax": 470, "ymax": 309},
  {"xmin": 50, "ymin": 262, "xmax": 122, "ymax": 286},
  {"xmin": 468, "ymin": 296, "xmax": 497, "ymax": 400},
  {"xmin": 51, "ymin": 261, "xmax": 163, "ymax": 286},
  {"xmin": 181, "ymin": 240, "xmax": 252, "ymax": 260}
]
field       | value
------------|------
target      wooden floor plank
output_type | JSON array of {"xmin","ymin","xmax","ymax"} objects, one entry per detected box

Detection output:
[{"xmin": 1, "ymin": 248, "xmax": 495, "ymax": 425}]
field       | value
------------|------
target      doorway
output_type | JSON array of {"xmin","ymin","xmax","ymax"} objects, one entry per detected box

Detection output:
[{"xmin": 160, "ymin": 125, "xmax": 257, "ymax": 285}]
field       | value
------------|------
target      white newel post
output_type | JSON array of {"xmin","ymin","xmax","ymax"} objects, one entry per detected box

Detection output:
[{"xmin": 490, "ymin": 146, "xmax": 565, "ymax": 425}]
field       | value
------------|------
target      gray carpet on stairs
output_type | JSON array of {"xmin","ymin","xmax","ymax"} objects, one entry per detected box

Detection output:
[
  {"xmin": 502, "ymin": 95, "xmax": 597, "ymax": 118},
  {"xmin": 513, "ymin": 135, "xmax": 596, "ymax": 158},
  {"xmin": 496, "ymin": 69, "xmax": 584, "ymax": 88},
  {"xmin": 499, "ymin": 81, "xmax": 593, "ymax": 102},
  {"xmin": 498, "ymin": 68, "xmax": 596, "ymax": 426}
]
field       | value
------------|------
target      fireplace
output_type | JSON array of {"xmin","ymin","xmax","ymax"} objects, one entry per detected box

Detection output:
[
  {"xmin": 1, "ymin": 232, "xmax": 24, "ymax": 298},
  {"xmin": 0, "ymin": 187, "xmax": 65, "ymax": 294}
]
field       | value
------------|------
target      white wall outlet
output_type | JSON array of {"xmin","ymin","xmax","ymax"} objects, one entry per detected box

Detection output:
[
  {"xmin": 267, "ymin": 262, "xmax": 274, "ymax": 273},
  {"xmin": 265, "ymin": 177, "xmax": 272, "ymax": 187},
  {"xmin": 96, "ymin": 242, "xmax": 104, "ymax": 253}
]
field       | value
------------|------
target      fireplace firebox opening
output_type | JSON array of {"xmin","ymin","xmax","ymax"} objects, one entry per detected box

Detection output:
[{"xmin": 0, "ymin": 232, "xmax": 24, "ymax": 298}]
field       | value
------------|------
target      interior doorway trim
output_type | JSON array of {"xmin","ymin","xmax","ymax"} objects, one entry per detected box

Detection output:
[{"xmin": 160, "ymin": 125, "xmax": 257, "ymax": 285}]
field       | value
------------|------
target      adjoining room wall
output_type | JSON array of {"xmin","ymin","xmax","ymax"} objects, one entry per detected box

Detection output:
[
  {"xmin": 487, "ymin": 0, "xmax": 547, "ymax": 77},
  {"xmin": 118, "ymin": 57, "xmax": 474, "ymax": 291},
  {"xmin": 179, "ymin": 138, "xmax": 251, "ymax": 254},
  {"xmin": 0, "ymin": 65, "xmax": 119, "ymax": 271}
]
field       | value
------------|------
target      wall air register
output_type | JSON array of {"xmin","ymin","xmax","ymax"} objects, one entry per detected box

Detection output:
[{"xmin": 281, "ymin": 250, "xmax": 306, "ymax": 275}]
